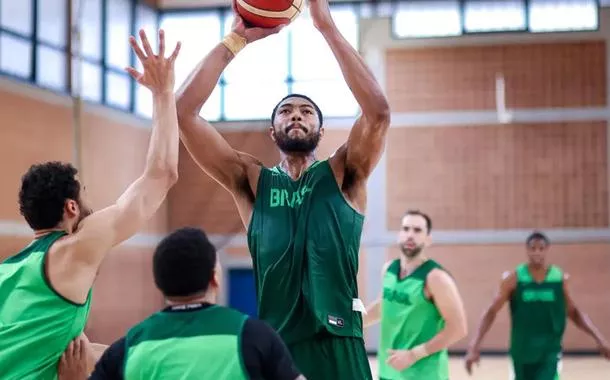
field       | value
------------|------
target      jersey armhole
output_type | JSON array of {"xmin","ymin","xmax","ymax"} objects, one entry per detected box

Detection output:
[{"xmin": 41, "ymin": 244, "xmax": 88, "ymax": 307}]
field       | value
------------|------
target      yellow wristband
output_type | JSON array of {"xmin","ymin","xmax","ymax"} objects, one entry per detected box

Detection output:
[
  {"xmin": 221, "ymin": 32, "xmax": 247, "ymax": 56},
  {"xmin": 412, "ymin": 344, "xmax": 429, "ymax": 360}
]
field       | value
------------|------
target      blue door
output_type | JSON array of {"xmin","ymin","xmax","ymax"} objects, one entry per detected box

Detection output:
[{"xmin": 228, "ymin": 268, "xmax": 257, "ymax": 317}]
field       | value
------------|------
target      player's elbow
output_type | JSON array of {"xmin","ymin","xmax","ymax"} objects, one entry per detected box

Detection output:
[
  {"xmin": 144, "ymin": 161, "xmax": 179, "ymax": 188},
  {"xmin": 365, "ymin": 101, "xmax": 391, "ymax": 126}
]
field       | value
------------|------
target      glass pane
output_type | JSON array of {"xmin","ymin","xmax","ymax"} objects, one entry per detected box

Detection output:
[
  {"xmin": 76, "ymin": 0, "xmax": 102, "ymax": 60},
  {"xmin": 160, "ymin": 13, "xmax": 221, "ymax": 91},
  {"xmin": 106, "ymin": 0, "xmax": 132, "ymax": 69},
  {"xmin": 292, "ymin": 80, "xmax": 358, "ymax": 118},
  {"xmin": 224, "ymin": 82, "xmax": 288, "ymax": 120},
  {"xmin": 393, "ymin": 0, "xmax": 462, "ymax": 38},
  {"xmin": 529, "ymin": 0, "xmax": 598, "ymax": 32},
  {"xmin": 464, "ymin": 0, "xmax": 526, "ymax": 32},
  {"xmin": 37, "ymin": 0, "xmax": 67, "ymax": 47},
  {"xmin": 73, "ymin": 60, "xmax": 102, "ymax": 103},
  {"xmin": 106, "ymin": 71, "xmax": 130, "ymax": 109},
  {"xmin": 290, "ymin": 6, "xmax": 358, "ymax": 81},
  {"xmin": 1, "ymin": 0, "xmax": 32, "ymax": 36},
  {"xmin": 36, "ymin": 46, "xmax": 66, "ymax": 91},
  {"xmin": 135, "ymin": 82, "xmax": 221, "ymax": 121},
  {"xmin": 135, "ymin": 3, "xmax": 158, "ymax": 72},
  {"xmin": 0, "ymin": 34, "xmax": 32, "ymax": 78},
  {"xmin": 223, "ymin": 12, "xmax": 289, "ymax": 83}
]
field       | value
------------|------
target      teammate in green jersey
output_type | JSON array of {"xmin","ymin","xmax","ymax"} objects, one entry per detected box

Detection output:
[
  {"xmin": 175, "ymin": 0, "xmax": 390, "ymax": 378},
  {"xmin": 0, "ymin": 29, "xmax": 181, "ymax": 380},
  {"xmin": 89, "ymin": 227, "xmax": 304, "ymax": 380},
  {"xmin": 464, "ymin": 231, "xmax": 610, "ymax": 380},
  {"xmin": 364, "ymin": 210, "xmax": 468, "ymax": 380}
]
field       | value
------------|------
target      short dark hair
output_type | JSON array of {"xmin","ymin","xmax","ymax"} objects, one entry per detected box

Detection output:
[
  {"xmin": 404, "ymin": 209, "xmax": 432, "ymax": 234},
  {"xmin": 526, "ymin": 231, "xmax": 549, "ymax": 246},
  {"xmin": 271, "ymin": 93, "xmax": 324, "ymax": 127},
  {"xmin": 153, "ymin": 227, "xmax": 217, "ymax": 298},
  {"xmin": 18, "ymin": 161, "xmax": 81, "ymax": 230}
]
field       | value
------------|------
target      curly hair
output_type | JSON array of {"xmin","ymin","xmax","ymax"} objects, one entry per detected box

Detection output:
[
  {"xmin": 153, "ymin": 227, "xmax": 217, "ymax": 298},
  {"xmin": 18, "ymin": 161, "xmax": 81, "ymax": 230}
]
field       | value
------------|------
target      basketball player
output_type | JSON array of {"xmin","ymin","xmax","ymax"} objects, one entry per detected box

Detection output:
[
  {"xmin": 175, "ymin": 0, "xmax": 390, "ymax": 378},
  {"xmin": 464, "ymin": 231, "xmax": 610, "ymax": 380},
  {"xmin": 89, "ymin": 227, "xmax": 305, "ymax": 380},
  {"xmin": 363, "ymin": 210, "xmax": 468, "ymax": 380},
  {"xmin": 0, "ymin": 29, "xmax": 181, "ymax": 379}
]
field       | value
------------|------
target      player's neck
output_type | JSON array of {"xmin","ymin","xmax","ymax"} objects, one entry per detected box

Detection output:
[
  {"xmin": 166, "ymin": 292, "xmax": 216, "ymax": 306},
  {"xmin": 400, "ymin": 254, "xmax": 428, "ymax": 274},
  {"xmin": 279, "ymin": 153, "xmax": 317, "ymax": 180},
  {"xmin": 527, "ymin": 262, "xmax": 548, "ymax": 273},
  {"xmin": 33, "ymin": 226, "xmax": 68, "ymax": 239}
]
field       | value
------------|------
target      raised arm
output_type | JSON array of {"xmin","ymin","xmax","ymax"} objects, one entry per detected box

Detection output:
[
  {"xmin": 175, "ymin": 13, "xmax": 281, "ymax": 195},
  {"xmin": 309, "ymin": 0, "xmax": 390, "ymax": 183},
  {"xmin": 386, "ymin": 269, "xmax": 467, "ymax": 372},
  {"xmin": 464, "ymin": 271, "xmax": 516, "ymax": 375},
  {"xmin": 564, "ymin": 274, "xmax": 610, "ymax": 359},
  {"xmin": 49, "ymin": 30, "xmax": 181, "ymax": 303}
]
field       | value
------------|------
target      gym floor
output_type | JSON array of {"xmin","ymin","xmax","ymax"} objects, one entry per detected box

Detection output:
[{"xmin": 367, "ymin": 355, "xmax": 609, "ymax": 380}]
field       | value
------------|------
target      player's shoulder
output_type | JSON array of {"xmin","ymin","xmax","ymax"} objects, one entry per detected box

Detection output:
[{"xmin": 382, "ymin": 259, "xmax": 400, "ymax": 275}]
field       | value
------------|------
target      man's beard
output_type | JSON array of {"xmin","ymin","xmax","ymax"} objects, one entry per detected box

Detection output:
[
  {"xmin": 401, "ymin": 244, "xmax": 424, "ymax": 259},
  {"xmin": 274, "ymin": 130, "xmax": 321, "ymax": 154}
]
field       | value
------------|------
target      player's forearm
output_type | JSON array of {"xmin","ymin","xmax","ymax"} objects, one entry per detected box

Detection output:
[
  {"xmin": 176, "ymin": 43, "xmax": 235, "ymax": 116},
  {"xmin": 418, "ymin": 320, "xmax": 467, "ymax": 357},
  {"xmin": 467, "ymin": 309, "xmax": 497, "ymax": 351},
  {"xmin": 363, "ymin": 300, "xmax": 381, "ymax": 327},
  {"xmin": 318, "ymin": 24, "xmax": 389, "ymax": 121},
  {"xmin": 145, "ymin": 91, "xmax": 179, "ymax": 181},
  {"xmin": 571, "ymin": 309, "xmax": 608, "ymax": 345}
]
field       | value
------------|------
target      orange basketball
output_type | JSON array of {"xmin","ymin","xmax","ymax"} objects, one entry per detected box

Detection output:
[{"xmin": 234, "ymin": 0, "xmax": 303, "ymax": 28}]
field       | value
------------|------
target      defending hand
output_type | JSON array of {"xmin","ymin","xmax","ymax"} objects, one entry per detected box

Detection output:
[{"xmin": 126, "ymin": 29, "xmax": 181, "ymax": 94}]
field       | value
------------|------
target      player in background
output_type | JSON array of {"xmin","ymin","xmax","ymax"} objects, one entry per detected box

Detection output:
[
  {"xmin": 464, "ymin": 231, "xmax": 610, "ymax": 380},
  {"xmin": 364, "ymin": 210, "xmax": 467, "ymax": 380}
]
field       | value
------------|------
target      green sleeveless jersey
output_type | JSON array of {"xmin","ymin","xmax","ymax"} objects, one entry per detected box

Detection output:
[
  {"xmin": 0, "ymin": 231, "xmax": 92, "ymax": 380},
  {"xmin": 378, "ymin": 259, "xmax": 449, "ymax": 380},
  {"xmin": 124, "ymin": 304, "xmax": 248, "ymax": 380},
  {"xmin": 247, "ymin": 159, "xmax": 365, "ymax": 344},
  {"xmin": 509, "ymin": 263, "xmax": 566, "ymax": 363}
]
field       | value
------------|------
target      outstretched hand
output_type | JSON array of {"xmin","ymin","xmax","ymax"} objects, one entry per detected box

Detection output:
[
  {"xmin": 231, "ymin": 3, "xmax": 284, "ymax": 43},
  {"xmin": 126, "ymin": 29, "xmax": 181, "ymax": 94}
]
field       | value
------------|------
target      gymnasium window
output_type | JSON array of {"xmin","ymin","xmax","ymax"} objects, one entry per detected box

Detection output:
[
  {"xmin": 0, "ymin": 0, "xmax": 33, "ymax": 80},
  {"xmin": 134, "ymin": 2, "xmax": 159, "ymax": 118},
  {"xmin": 105, "ymin": 0, "xmax": 133, "ymax": 110},
  {"xmin": 463, "ymin": 0, "xmax": 527, "ymax": 33},
  {"xmin": 528, "ymin": 0, "xmax": 599, "ymax": 32},
  {"xmin": 159, "ymin": 12, "xmax": 222, "ymax": 121},
  {"xmin": 392, "ymin": 0, "xmax": 463, "ymax": 38},
  {"xmin": 289, "ymin": 5, "xmax": 359, "ymax": 118},
  {"xmin": 36, "ymin": 0, "xmax": 68, "ymax": 91}
]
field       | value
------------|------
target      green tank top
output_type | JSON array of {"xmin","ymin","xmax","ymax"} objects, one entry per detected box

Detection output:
[
  {"xmin": 124, "ymin": 304, "xmax": 248, "ymax": 380},
  {"xmin": 378, "ymin": 259, "xmax": 449, "ymax": 380},
  {"xmin": 247, "ymin": 159, "xmax": 365, "ymax": 344},
  {"xmin": 0, "ymin": 231, "xmax": 92, "ymax": 380},
  {"xmin": 509, "ymin": 263, "xmax": 566, "ymax": 363}
]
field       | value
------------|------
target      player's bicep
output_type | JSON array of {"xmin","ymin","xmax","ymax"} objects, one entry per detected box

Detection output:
[
  {"xmin": 70, "ymin": 173, "xmax": 173, "ymax": 266},
  {"xmin": 562, "ymin": 274, "xmax": 579, "ymax": 318},
  {"xmin": 179, "ymin": 115, "xmax": 254, "ymax": 192},
  {"xmin": 488, "ymin": 272, "xmax": 516, "ymax": 314},
  {"xmin": 344, "ymin": 114, "xmax": 390, "ymax": 179},
  {"xmin": 428, "ymin": 270, "xmax": 467, "ymax": 332}
]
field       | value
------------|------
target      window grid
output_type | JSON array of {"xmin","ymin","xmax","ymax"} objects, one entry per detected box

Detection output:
[{"xmin": 0, "ymin": 0, "xmax": 602, "ymax": 121}]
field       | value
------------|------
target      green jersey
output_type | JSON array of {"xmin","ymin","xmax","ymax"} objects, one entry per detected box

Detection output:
[
  {"xmin": 124, "ymin": 304, "xmax": 248, "ymax": 380},
  {"xmin": 247, "ymin": 159, "xmax": 364, "ymax": 344},
  {"xmin": 378, "ymin": 259, "xmax": 449, "ymax": 380},
  {"xmin": 0, "ymin": 231, "xmax": 92, "ymax": 380},
  {"xmin": 509, "ymin": 263, "xmax": 567, "ymax": 363}
]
